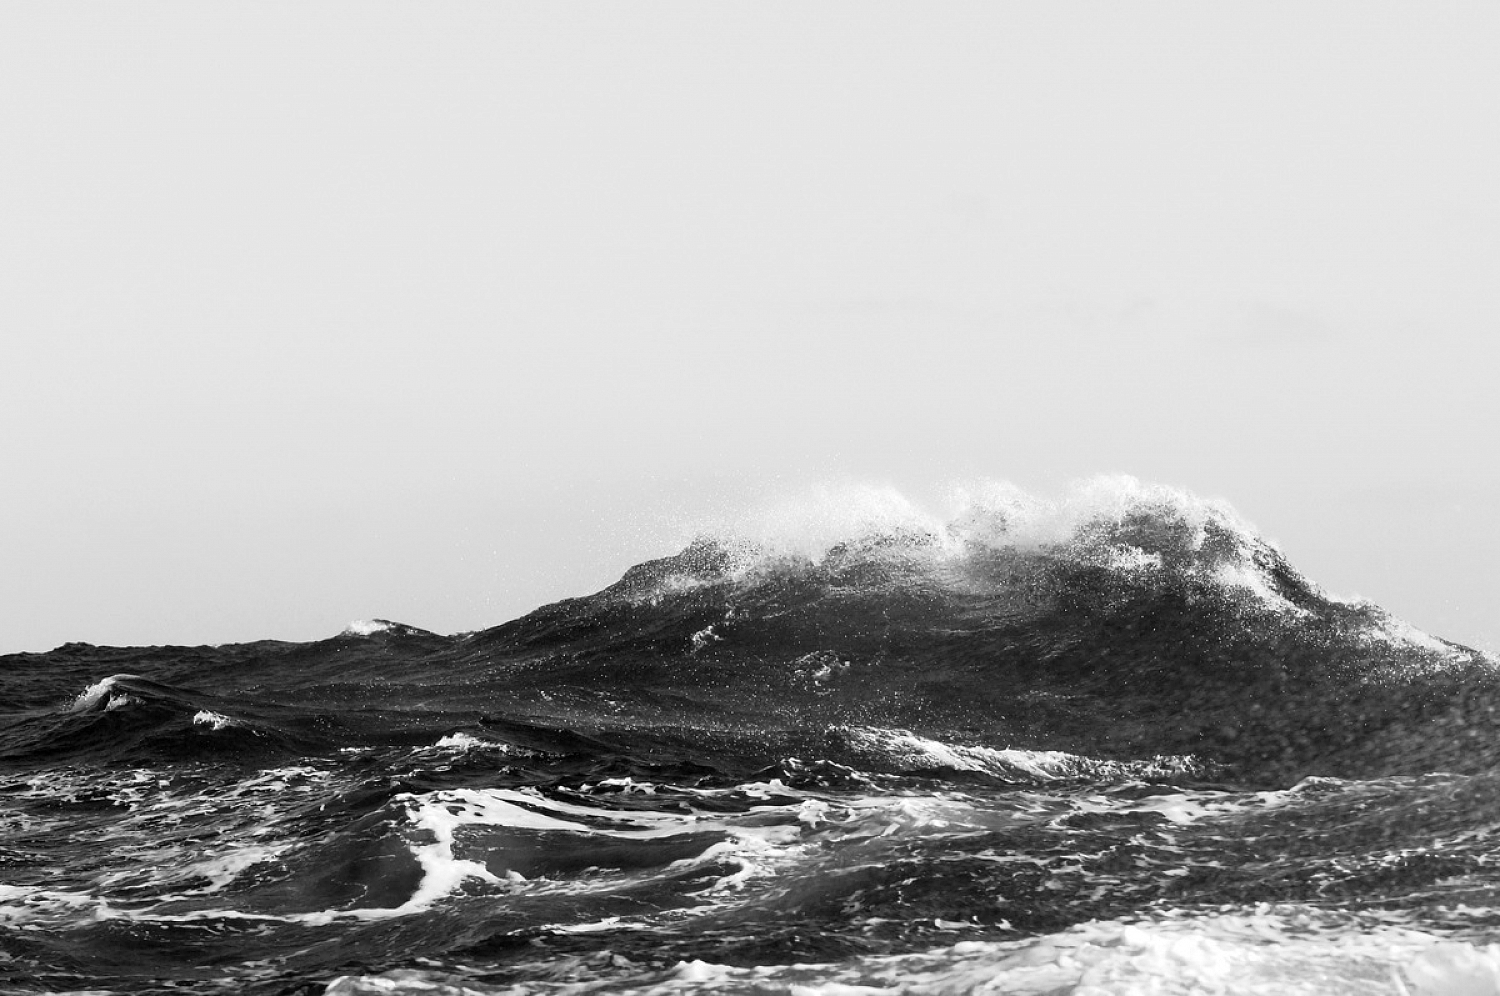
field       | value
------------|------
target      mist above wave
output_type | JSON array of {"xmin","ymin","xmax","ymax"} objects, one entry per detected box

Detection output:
[
  {"xmin": 691, "ymin": 476, "xmax": 1257, "ymax": 565},
  {"xmin": 613, "ymin": 476, "xmax": 1389, "ymax": 629}
]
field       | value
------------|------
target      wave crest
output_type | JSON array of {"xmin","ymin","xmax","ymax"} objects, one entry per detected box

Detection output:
[{"xmin": 614, "ymin": 476, "xmax": 1320, "ymax": 620}]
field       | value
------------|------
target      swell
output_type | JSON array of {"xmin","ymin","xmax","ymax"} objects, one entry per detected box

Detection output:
[{"xmin": 0, "ymin": 671, "xmax": 494, "ymax": 766}]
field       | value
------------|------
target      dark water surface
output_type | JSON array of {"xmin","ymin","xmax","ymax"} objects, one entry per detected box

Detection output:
[{"xmin": 5, "ymin": 484, "xmax": 1500, "ymax": 994}]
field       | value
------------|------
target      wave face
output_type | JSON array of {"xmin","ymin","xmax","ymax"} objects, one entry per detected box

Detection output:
[{"xmin": 3, "ymin": 478, "xmax": 1498, "ymax": 996}]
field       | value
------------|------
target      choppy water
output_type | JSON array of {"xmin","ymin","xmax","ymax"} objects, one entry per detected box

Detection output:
[{"xmin": 6, "ymin": 479, "xmax": 1500, "ymax": 994}]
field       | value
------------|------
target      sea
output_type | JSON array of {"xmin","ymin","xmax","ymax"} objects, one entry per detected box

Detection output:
[{"xmin": 5, "ymin": 478, "xmax": 1500, "ymax": 995}]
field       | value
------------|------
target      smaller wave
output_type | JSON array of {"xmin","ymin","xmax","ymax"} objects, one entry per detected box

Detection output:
[
  {"xmin": 341, "ymin": 619, "xmax": 439, "ymax": 639},
  {"xmin": 419, "ymin": 732, "xmax": 521, "ymax": 757},
  {"xmin": 69, "ymin": 674, "xmax": 141, "ymax": 713},
  {"xmin": 191, "ymin": 710, "xmax": 235, "ymax": 731},
  {"xmin": 344, "ymin": 620, "xmax": 393, "ymax": 637},
  {"xmin": 431, "ymin": 732, "xmax": 499, "ymax": 751},
  {"xmin": 14, "ymin": 674, "xmax": 317, "ymax": 764}
]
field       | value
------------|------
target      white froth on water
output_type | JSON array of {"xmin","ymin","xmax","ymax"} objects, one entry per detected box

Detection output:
[
  {"xmin": 671, "ymin": 959, "xmax": 735, "ymax": 983},
  {"xmin": 771, "ymin": 913, "xmax": 1500, "ymax": 996},
  {"xmin": 171, "ymin": 844, "xmax": 288, "ymax": 894},
  {"xmin": 1361, "ymin": 610, "xmax": 1465, "ymax": 657},
  {"xmin": 391, "ymin": 785, "xmax": 814, "ymax": 902},
  {"xmin": 844, "ymin": 726, "xmax": 1079, "ymax": 781},
  {"xmin": 842, "ymin": 726, "xmax": 1207, "ymax": 782},
  {"xmin": 706, "ymin": 483, "xmax": 955, "ymax": 565},
  {"xmin": 343, "ymin": 619, "xmax": 395, "ymax": 637},
  {"xmin": 396, "ymin": 789, "xmax": 513, "ymax": 913},
  {"xmin": 700, "ymin": 476, "xmax": 1255, "ymax": 566},
  {"xmin": 407, "ymin": 787, "xmax": 706, "ymax": 839},
  {"xmin": 431, "ymin": 732, "xmax": 506, "ymax": 752},
  {"xmin": 1212, "ymin": 559, "xmax": 1312, "ymax": 616},
  {"xmin": 0, "ymin": 884, "xmax": 99, "ymax": 926},
  {"xmin": 322, "ymin": 910, "xmax": 1500, "ymax": 995},
  {"xmin": 946, "ymin": 476, "xmax": 1233, "ymax": 554},
  {"xmin": 69, "ymin": 674, "xmax": 140, "ymax": 712},
  {"xmin": 681, "ymin": 476, "xmax": 1314, "ymax": 614},
  {"xmin": 192, "ymin": 710, "xmax": 234, "ymax": 730}
]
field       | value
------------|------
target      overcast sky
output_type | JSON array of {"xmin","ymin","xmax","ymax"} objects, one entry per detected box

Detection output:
[{"xmin": 3, "ymin": 3, "xmax": 1497, "ymax": 654}]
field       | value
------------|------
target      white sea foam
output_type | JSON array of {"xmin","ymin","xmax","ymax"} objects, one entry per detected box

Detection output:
[
  {"xmin": 696, "ymin": 476, "xmax": 1252, "ymax": 564},
  {"xmin": 192, "ymin": 710, "xmax": 234, "ymax": 730},
  {"xmin": 69, "ymin": 674, "xmax": 140, "ymax": 712},
  {"xmin": 325, "ymin": 782, "xmax": 1010, "ymax": 921},
  {"xmin": 841, "ymin": 726, "xmax": 1207, "ymax": 782},
  {"xmin": 950, "ymin": 475, "xmax": 1232, "ymax": 554},
  {"xmin": 770, "ymin": 913, "xmax": 1500, "ymax": 996},
  {"xmin": 689, "ymin": 625, "xmax": 721, "ymax": 652},
  {"xmin": 590, "ymin": 777, "xmax": 657, "ymax": 794},
  {"xmin": 11, "ymin": 764, "xmax": 1432, "ymax": 946},
  {"xmin": 396, "ymin": 790, "xmax": 514, "ymax": 912},
  {"xmin": 320, "ymin": 910, "xmax": 1500, "ymax": 995},
  {"xmin": 1361, "ymin": 612, "xmax": 1462, "ymax": 657},
  {"xmin": 1063, "ymin": 777, "xmax": 1330, "ymax": 828},
  {"xmin": 172, "ymin": 844, "xmax": 288, "ymax": 894},
  {"xmin": 407, "ymin": 787, "xmax": 739, "ymax": 841},
  {"xmin": 1212, "ymin": 559, "xmax": 1312, "ymax": 616},
  {"xmin": 663, "ymin": 476, "xmax": 1319, "ymax": 620},
  {"xmin": 88, "ymin": 781, "xmax": 821, "ymax": 927},
  {"xmin": 431, "ymin": 732, "xmax": 503, "ymax": 751},
  {"xmin": 355, "ymin": 785, "xmax": 814, "ymax": 915},
  {"xmin": 843, "ymin": 726, "xmax": 1080, "ymax": 780},
  {"xmin": 343, "ymin": 619, "xmax": 394, "ymax": 637},
  {"xmin": 1102, "ymin": 545, "xmax": 1165, "ymax": 573},
  {"xmin": 0, "ymin": 884, "xmax": 100, "ymax": 925}
]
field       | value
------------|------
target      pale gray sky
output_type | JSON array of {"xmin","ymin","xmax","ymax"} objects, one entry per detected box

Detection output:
[{"xmin": 3, "ymin": 3, "xmax": 1497, "ymax": 653}]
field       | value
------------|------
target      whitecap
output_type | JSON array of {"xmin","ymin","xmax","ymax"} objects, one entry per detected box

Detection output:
[
  {"xmin": 342, "ymin": 619, "xmax": 394, "ymax": 637},
  {"xmin": 839, "ymin": 725, "xmax": 1207, "ymax": 782},
  {"xmin": 316, "ymin": 910, "xmax": 1500, "ymax": 994},
  {"xmin": 69, "ymin": 674, "xmax": 140, "ymax": 712},
  {"xmin": 192, "ymin": 710, "xmax": 234, "ymax": 730}
]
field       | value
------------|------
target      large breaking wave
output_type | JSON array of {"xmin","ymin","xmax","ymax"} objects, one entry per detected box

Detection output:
[{"xmin": 3, "ymin": 477, "xmax": 1497, "ymax": 995}]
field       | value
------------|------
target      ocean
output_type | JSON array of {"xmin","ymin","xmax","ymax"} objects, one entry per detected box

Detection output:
[{"xmin": 4, "ymin": 479, "xmax": 1499, "ymax": 995}]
